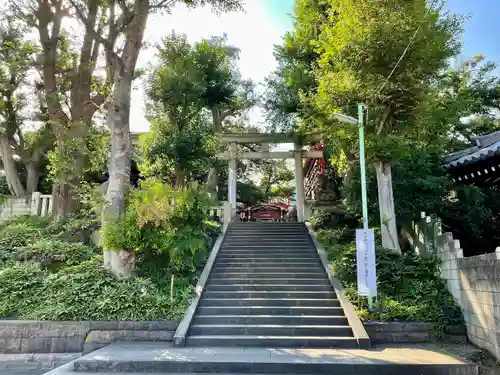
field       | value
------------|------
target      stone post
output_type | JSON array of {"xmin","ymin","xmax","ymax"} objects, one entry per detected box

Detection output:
[
  {"xmin": 30, "ymin": 192, "xmax": 41, "ymax": 216},
  {"xmin": 294, "ymin": 143, "xmax": 305, "ymax": 222},
  {"xmin": 228, "ymin": 142, "xmax": 237, "ymax": 210},
  {"xmin": 223, "ymin": 201, "xmax": 232, "ymax": 226}
]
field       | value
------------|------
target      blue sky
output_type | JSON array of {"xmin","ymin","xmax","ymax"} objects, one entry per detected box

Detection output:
[{"xmin": 264, "ymin": 0, "xmax": 500, "ymax": 64}]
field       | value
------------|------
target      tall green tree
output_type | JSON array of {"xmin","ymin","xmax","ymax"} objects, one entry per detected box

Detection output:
[
  {"xmin": 411, "ymin": 56, "xmax": 500, "ymax": 152},
  {"xmin": 70, "ymin": 0, "xmax": 243, "ymax": 278},
  {"xmin": 144, "ymin": 32, "xmax": 254, "ymax": 192},
  {"xmin": 0, "ymin": 18, "xmax": 54, "ymax": 197},
  {"xmin": 268, "ymin": 0, "xmax": 462, "ymax": 252}
]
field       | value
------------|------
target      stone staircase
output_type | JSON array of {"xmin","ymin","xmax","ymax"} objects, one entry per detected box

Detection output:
[
  {"xmin": 185, "ymin": 221, "xmax": 357, "ymax": 348},
  {"xmin": 43, "ymin": 222, "xmax": 478, "ymax": 375}
]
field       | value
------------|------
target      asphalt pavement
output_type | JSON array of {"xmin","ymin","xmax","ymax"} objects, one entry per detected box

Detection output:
[{"xmin": 0, "ymin": 369, "xmax": 48, "ymax": 375}]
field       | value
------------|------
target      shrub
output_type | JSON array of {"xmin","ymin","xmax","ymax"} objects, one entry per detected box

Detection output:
[
  {"xmin": 0, "ymin": 262, "xmax": 45, "ymax": 318},
  {"xmin": 0, "ymin": 222, "xmax": 45, "ymax": 252},
  {"xmin": 38, "ymin": 258, "xmax": 193, "ymax": 321},
  {"xmin": 0, "ymin": 257, "xmax": 194, "ymax": 321},
  {"xmin": 15, "ymin": 239, "xmax": 98, "ymax": 269},
  {"xmin": 309, "ymin": 209, "xmax": 360, "ymax": 233},
  {"xmin": 103, "ymin": 179, "xmax": 213, "ymax": 275},
  {"xmin": 316, "ymin": 229, "xmax": 463, "ymax": 334},
  {"xmin": 0, "ymin": 215, "xmax": 51, "ymax": 231}
]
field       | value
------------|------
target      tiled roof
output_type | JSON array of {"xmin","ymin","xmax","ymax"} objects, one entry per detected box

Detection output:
[{"xmin": 444, "ymin": 131, "xmax": 500, "ymax": 168}]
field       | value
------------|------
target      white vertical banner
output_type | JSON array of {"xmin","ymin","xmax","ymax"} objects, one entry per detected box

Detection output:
[{"xmin": 356, "ymin": 229, "xmax": 377, "ymax": 297}]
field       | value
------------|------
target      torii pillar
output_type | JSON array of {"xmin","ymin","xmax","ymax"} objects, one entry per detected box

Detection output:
[
  {"xmin": 228, "ymin": 142, "xmax": 237, "ymax": 212},
  {"xmin": 294, "ymin": 143, "xmax": 305, "ymax": 223}
]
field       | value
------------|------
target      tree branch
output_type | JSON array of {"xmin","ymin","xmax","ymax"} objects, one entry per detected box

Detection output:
[{"xmin": 149, "ymin": 0, "xmax": 177, "ymax": 10}]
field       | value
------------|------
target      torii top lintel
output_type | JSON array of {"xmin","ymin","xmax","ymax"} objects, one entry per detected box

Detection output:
[{"xmin": 218, "ymin": 132, "xmax": 322, "ymax": 145}]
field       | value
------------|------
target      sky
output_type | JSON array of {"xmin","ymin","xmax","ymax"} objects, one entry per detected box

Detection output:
[
  {"xmin": 130, "ymin": 0, "xmax": 499, "ymax": 133},
  {"xmin": 130, "ymin": 0, "xmax": 295, "ymax": 133}
]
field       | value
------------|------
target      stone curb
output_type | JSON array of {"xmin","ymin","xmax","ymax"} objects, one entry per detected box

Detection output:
[
  {"xmin": 0, "ymin": 353, "xmax": 81, "ymax": 370},
  {"xmin": 0, "ymin": 320, "xmax": 178, "ymax": 354}
]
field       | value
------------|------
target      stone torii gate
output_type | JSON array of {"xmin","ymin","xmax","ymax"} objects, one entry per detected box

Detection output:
[{"xmin": 218, "ymin": 133, "xmax": 323, "ymax": 223}]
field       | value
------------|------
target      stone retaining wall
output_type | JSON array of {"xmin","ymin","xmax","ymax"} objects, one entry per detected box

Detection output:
[
  {"xmin": 363, "ymin": 321, "xmax": 466, "ymax": 344},
  {"xmin": 364, "ymin": 321, "xmax": 435, "ymax": 343},
  {"xmin": 0, "ymin": 320, "xmax": 178, "ymax": 354}
]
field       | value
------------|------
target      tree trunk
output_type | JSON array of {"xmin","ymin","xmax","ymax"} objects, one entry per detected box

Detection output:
[
  {"xmin": 374, "ymin": 160, "xmax": 401, "ymax": 253},
  {"xmin": 25, "ymin": 162, "xmax": 40, "ymax": 195},
  {"xmin": 175, "ymin": 169, "xmax": 185, "ymax": 188},
  {"xmin": 52, "ymin": 179, "xmax": 80, "ymax": 219},
  {"xmin": 0, "ymin": 134, "xmax": 26, "ymax": 197},
  {"xmin": 102, "ymin": 76, "xmax": 135, "ymax": 279},
  {"xmin": 100, "ymin": 0, "xmax": 149, "ymax": 279},
  {"xmin": 205, "ymin": 106, "xmax": 223, "ymax": 200},
  {"xmin": 205, "ymin": 168, "xmax": 218, "ymax": 200}
]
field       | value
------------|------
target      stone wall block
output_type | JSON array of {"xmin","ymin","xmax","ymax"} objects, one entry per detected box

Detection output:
[
  {"xmin": 0, "ymin": 320, "xmax": 178, "ymax": 354},
  {"xmin": 20, "ymin": 338, "xmax": 51, "ymax": 353},
  {"xmin": 0, "ymin": 337, "xmax": 21, "ymax": 353}
]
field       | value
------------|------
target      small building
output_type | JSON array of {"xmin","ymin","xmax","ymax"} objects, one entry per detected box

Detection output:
[{"xmin": 236, "ymin": 203, "xmax": 289, "ymax": 222}]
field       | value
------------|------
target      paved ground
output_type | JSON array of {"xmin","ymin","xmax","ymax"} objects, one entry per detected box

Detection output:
[
  {"xmin": 0, "ymin": 370, "xmax": 47, "ymax": 375},
  {"xmin": 0, "ymin": 353, "xmax": 79, "ymax": 375}
]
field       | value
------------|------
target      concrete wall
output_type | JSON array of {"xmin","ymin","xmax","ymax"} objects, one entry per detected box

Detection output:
[
  {"xmin": 455, "ymin": 250, "xmax": 500, "ymax": 359},
  {"xmin": 0, "ymin": 197, "xmax": 32, "ymax": 220},
  {"xmin": 0, "ymin": 193, "xmax": 53, "ymax": 221},
  {"xmin": 0, "ymin": 320, "xmax": 178, "ymax": 354},
  {"xmin": 410, "ymin": 212, "xmax": 500, "ymax": 360}
]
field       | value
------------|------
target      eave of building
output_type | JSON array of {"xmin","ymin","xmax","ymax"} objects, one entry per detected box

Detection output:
[{"xmin": 444, "ymin": 130, "xmax": 500, "ymax": 169}]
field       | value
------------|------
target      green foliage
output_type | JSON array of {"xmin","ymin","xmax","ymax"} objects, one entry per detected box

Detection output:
[
  {"xmin": 0, "ymin": 262, "xmax": 45, "ymax": 318},
  {"xmin": 0, "ymin": 214, "xmax": 201, "ymax": 321},
  {"xmin": 102, "ymin": 179, "xmax": 215, "ymax": 275},
  {"xmin": 16, "ymin": 239, "xmax": 97, "ymax": 269},
  {"xmin": 37, "ymin": 258, "xmax": 188, "ymax": 321},
  {"xmin": 0, "ymin": 257, "xmax": 193, "ymax": 321},
  {"xmin": 144, "ymin": 33, "xmax": 255, "ymax": 187},
  {"xmin": 140, "ymin": 114, "xmax": 217, "ymax": 186},
  {"xmin": 440, "ymin": 186, "xmax": 500, "ymax": 255},
  {"xmin": 315, "ymin": 227, "xmax": 463, "ymax": 333},
  {"xmin": 344, "ymin": 148, "xmax": 500, "ymax": 255},
  {"xmin": 0, "ymin": 222, "xmax": 45, "ymax": 251},
  {"xmin": 237, "ymin": 181, "xmax": 266, "ymax": 206}
]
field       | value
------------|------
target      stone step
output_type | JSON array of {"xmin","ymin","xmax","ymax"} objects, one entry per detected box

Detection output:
[
  {"xmin": 221, "ymin": 244, "xmax": 314, "ymax": 249},
  {"xmin": 186, "ymin": 335, "xmax": 358, "ymax": 348},
  {"xmin": 189, "ymin": 324, "xmax": 352, "ymax": 337},
  {"xmin": 216, "ymin": 254, "xmax": 319, "ymax": 260},
  {"xmin": 196, "ymin": 305, "xmax": 345, "ymax": 316},
  {"xmin": 226, "ymin": 231, "xmax": 309, "ymax": 236},
  {"xmin": 212, "ymin": 265, "xmax": 325, "ymax": 275},
  {"xmin": 215, "ymin": 257, "xmax": 319, "ymax": 263},
  {"xmin": 198, "ymin": 298, "xmax": 341, "ymax": 307},
  {"xmin": 211, "ymin": 267, "xmax": 324, "ymax": 274},
  {"xmin": 66, "ymin": 342, "xmax": 479, "ymax": 375},
  {"xmin": 221, "ymin": 244, "xmax": 313, "ymax": 248},
  {"xmin": 205, "ymin": 284, "xmax": 333, "ymax": 292},
  {"xmin": 207, "ymin": 278, "xmax": 331, "ymax": 285},
  {"xmin": 224, "ymin": 238, "xmax": 312, "ymax": 243},
  {"xmin": 215, "ymin": 258, "xmax": 322, "ymax": 267},
  {"xmin": 202, "ymin": 290, "xmax": 336, "ymax": 299},
  {"xmin": 207, "ymin": 272, "xmax": 328, "ymax": 279},
  {"xmin": 218, "ymin": 252, "xmax": 315, "ymax": 256},
  {"xmin": 224, "ymin": 241, "xmax": 312, "ymax": 245},
  {"xmin": 192, "ymin": 315, "xmax": 349, "ymax": 325}
]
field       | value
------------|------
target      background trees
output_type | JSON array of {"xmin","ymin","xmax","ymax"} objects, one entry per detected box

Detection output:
[{"xmin": 265, "ymin": 0, "xmax": 485, "ymax": 252}]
